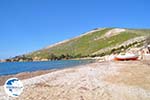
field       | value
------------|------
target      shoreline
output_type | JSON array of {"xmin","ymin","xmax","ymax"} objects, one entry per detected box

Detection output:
[
  {"xmin": 0, "ymin": 69, "xmax": 57, "ymax": 86},
  {"xmin": 0, "ymin": 61, "xmax": 94, "ymax": 86},
  {"xmin": 0, "ymin": 61, "xmax": 150, "ymax": 100},
  {"xmin": 0, "ymin": 57, "xmax": 95, "ymax": 63}
]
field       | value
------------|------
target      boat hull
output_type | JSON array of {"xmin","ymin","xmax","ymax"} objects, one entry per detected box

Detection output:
[
  {"xmin": 114, "ymin": 54, "xmax": 139, "ymax": 61},
  {"xmin": 114, "ymin": 57, "xmax": 138, "ymax": 61}
]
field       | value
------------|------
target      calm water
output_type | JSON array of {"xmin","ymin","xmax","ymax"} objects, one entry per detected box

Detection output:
[{"xmin": 0, "ymin": 60, "xmax": 93, "ymax": 76}]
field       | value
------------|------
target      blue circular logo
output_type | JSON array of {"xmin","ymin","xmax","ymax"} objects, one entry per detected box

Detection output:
[{"xmin": 4, "ymin": 78, "xmax": 24, "ymax": 97}]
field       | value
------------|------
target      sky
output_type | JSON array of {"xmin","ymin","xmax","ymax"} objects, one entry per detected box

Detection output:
[{"xmin": 0, "ymin": 0, "xmax": 150, "ymax": 59}]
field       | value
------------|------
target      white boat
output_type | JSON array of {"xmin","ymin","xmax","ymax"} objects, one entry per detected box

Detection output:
[{"xmin": 114, "ymin": 53, "xmax": 139, "ymax": 61}]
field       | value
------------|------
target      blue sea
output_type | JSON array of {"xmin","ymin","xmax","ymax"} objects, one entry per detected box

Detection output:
[{"xmin": 0, "ymin": 60, "xmax": 93, "ymax": 76}]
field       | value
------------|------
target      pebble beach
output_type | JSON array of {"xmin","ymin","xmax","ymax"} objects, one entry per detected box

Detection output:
[{"xmin": 0, "ymin": 61, "xmax": 150, "ymax": 100}]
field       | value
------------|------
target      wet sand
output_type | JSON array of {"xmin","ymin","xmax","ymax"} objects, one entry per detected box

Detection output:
[{"xmin": 0, "ymin": 61, "xmax": 150, "ymax": 100}]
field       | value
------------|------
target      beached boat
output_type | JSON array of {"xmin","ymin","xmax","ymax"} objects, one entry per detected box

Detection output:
[{"xmin": 114, "ymin": 53, "xmax": 139, "ymax": 61}]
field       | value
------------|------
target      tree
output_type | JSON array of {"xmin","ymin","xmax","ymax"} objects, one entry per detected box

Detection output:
[
  {"xmin": 5, "ymin": 59, "xmax": 11, "ymax": 62},
  {"xmin": 74, "ymin": 53, "xmax": 82, "ymax": 58},
  {"xmin": 48, "ymin": 53, "xmax": 57, "ymax": 60},
  {"xmin": 59, "ymin": 54, "xmax": 65, "ymax": 59},
  {"xmin": 65, "ymin": 54, "xmax": 71, "ymax": 59}
]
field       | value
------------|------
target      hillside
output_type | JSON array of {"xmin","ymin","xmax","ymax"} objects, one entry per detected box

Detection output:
[
  {"xmin": 24, "ymin": 28, "xmax": 149, "ymax": 60},
  {"xmin": 3, "ymin": 27, "xmax": 149, "ymax": 62}
]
